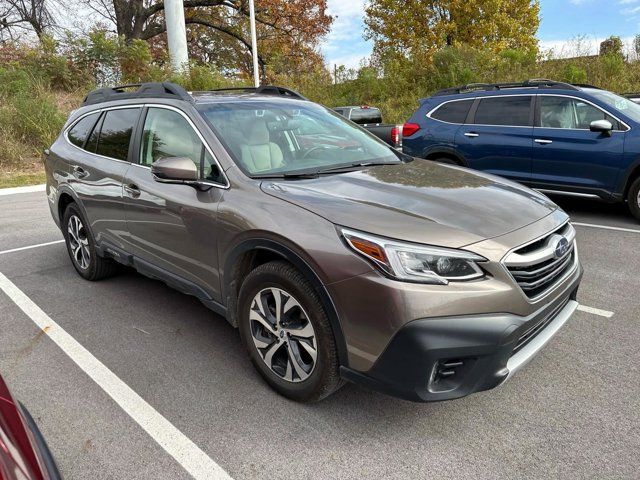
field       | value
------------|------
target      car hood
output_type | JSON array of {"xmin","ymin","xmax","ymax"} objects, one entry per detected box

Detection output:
[{"xmin": 260, "ymin": 160, "xmax": 557, "ymax": 248}]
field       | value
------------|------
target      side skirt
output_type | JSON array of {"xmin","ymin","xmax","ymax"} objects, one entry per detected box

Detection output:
[{"xmin": 96, "ymin": 242, "xmax": 228, "ymax": 321}]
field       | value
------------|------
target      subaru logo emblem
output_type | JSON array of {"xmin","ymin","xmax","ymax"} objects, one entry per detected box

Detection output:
[{"xmin": 554, "ymin": 236, "xmax": 570, "ymax": 259}]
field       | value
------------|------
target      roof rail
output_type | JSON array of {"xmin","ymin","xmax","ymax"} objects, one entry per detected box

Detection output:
[
  {"xmin": 203, "ymin": 85, "xmax": 308, "ymax": 100},
  {"xmin": 82, "ymin": 82, "xmax": 193, "ymax": 106},
  {"xmin": 432, "ymin": 79, "xmax": 583, "ymax": 97}
]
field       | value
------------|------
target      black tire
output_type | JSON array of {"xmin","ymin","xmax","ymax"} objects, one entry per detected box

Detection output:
[
  {"xmin": 62, "ymin": 203, "xmax": 118, "ymax": 281},
  {"xmin": 432, "ymin": 157, "xmax": 462, "ymax": 166},
  {"xmin": 238, "ymin": 260, "xmax": 342, "ymax": 402},
  {"xmin": 628, "ymin": 176, "xmax": 640, "ymax": 222}
]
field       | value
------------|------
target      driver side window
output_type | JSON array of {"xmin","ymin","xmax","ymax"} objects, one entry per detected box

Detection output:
[
  {"xmin": 140, "ymin": 107, "xmax": 224, "ymax": 184},
  {"xmin": 539, "ymin": 97, "xmax": 620, "ymax": 130}
]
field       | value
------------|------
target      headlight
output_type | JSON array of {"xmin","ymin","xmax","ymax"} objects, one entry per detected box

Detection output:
[{"xmin": 341, "ymin": 228, "xmax": 487, "ymax": 285}]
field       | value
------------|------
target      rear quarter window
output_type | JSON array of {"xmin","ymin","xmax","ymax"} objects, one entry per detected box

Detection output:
[
  {"xmin": 430, "ymin": 100, "xmax": 474, "ymax": 124},
  {"xmin": 67, "ymin": 112, "xmax": 100, "ymax": 148}
]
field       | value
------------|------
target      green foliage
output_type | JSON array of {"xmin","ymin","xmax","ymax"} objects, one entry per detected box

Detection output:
[
  {"xmin": 561, "ymin": 64, "xmax": 587, "ymax": 84},
  {"xmin": 0, "ymin": 66, "xmax": 67, "ymax": 170}
]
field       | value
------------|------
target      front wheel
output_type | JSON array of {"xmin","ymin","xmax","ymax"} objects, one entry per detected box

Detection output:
[
  {"xmin": 628, "ymin": 177, "xmax": 640, "ymax": 222},
  {"xmin": 238, "ymin": 261, "xmax": 342, "ymax": 402}
]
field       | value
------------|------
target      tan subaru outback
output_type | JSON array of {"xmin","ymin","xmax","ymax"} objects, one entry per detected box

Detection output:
[{"xmin": 44, "ymin": 82, "xmax": 583, "ymax": 402}]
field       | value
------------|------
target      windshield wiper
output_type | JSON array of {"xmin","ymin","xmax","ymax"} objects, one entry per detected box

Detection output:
[
  {"xmin": 253, "ymin": 161, "xmax": 400, "ymax": 180},
  {"xmin": 314, "ymin": 161, "xmax": 400, "ymax": 174}
]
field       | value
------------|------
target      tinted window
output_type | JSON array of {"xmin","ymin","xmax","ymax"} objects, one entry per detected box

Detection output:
[
  {"xmin": 474, "ymin": 96, "xmax": 532, "ymax": 126},
  {"xmin": 539, "ymin": 96, "xmax": 621, "ymax": 130},
  {"xmin": 431, "ymin": 100, "xmax": 474, "ymax": 123},
  {"xmin": 68, "ymin": 113, "xmax": 100, "ymax": 148},
  {"xmin": 350, "ymin": 108, "xmax": 382, "ymax": 124},
  {"xmin": 85, "ymin": 114, "xmax": 103, "ymax": 153},
  {"xmin": 140, "ymin": 108, "xmax": 224, "ymax": 184},
  {"xmin": 95, "ymin": 108, "xmax": 139, "ymax": 161}
]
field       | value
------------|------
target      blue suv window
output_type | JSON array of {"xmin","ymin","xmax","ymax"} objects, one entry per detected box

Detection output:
[
  {"xmin": 431, "ymin": 100, "xmax": 474, "ymax": 124},
  {"xmin": 473, "ymin": 96, "xmax": 532, "ymax": 126},
  {"xmin": 539, "ymin": 96, "xmax": 622, "ymax": 130}
]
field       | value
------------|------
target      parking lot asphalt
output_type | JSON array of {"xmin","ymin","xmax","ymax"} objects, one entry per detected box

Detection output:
[{"xmin": 0, "ymin": 189, "xmax": 639, "ymax": 480}]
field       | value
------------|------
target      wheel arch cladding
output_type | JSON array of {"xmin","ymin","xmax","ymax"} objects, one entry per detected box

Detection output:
[{"xmin": 223, "ymin": 238, "xmax": 349, "ymax": 367}]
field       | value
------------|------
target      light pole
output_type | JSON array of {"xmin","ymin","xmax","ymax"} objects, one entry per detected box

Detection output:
[
  {"xmin": 165, "ymin": 0, "xmax": 189, "ymax": 72},
  {"xmin": 249, "ymin": 0, "xmax": 260, "ymax": 87}
]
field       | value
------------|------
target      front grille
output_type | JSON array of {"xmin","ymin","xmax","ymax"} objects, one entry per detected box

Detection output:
[
  {"xmin": 504, "ymin": 223, "xmax": 577, "ymax": 299},
  {"xmin": 511, "ymin": 296, "xmax": 570, "ymax": 356}
]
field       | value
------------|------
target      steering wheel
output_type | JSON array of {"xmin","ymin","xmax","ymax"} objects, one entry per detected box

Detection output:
[{"xmin": 301, "ymin": 145, "xmax": 329, "ymax": 159}]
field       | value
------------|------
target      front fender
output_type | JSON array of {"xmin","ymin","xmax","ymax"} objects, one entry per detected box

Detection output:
[{"xmin": 222, "ymin": 237, "xmax": 349, "ymax": 367}]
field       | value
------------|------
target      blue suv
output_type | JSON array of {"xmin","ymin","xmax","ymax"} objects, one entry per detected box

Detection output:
[{"xmin": 402, "ymin": 79, "xmax": 640, "ymax": 221}]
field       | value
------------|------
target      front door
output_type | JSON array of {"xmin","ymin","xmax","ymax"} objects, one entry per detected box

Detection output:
[
  {"xmin": 123, "ymin": 106, "xmax": 227, "ymax": 302},
  {"xmin": 455, "ymin": 95, "xmax": 534, "ymax": 182},
  {"xmin": 531, "ymin": 95, "xmax": 626, "ymax": 194}
]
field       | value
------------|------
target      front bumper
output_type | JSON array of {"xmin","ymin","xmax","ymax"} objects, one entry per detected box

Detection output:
[{"xmin": 340, "ymin": 277, "xmax": 581, "ymax": 403}]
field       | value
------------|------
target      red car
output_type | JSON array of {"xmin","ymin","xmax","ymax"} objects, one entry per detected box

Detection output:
[{"xmin": 0, "ymin": 375, "xmax": 61, "ymax": 480}]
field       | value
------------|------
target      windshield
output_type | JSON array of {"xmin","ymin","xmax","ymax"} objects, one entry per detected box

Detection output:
[
  {"xmin": 588, "ymin": 89, "xmax": 640, "ymax": 123},
  {"xmin": 197, "ymin": 100, "xmax": 399, "ymax": 177}
]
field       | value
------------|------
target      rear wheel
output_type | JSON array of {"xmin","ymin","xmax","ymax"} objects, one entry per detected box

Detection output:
[
  {"xmin": 238, "ymin": 261, "xmax": 342, "ymax": 402},
  {"xmin": 62, "ymin": 203, "xmax": 117, "ymax": 280},
  {"xmin": 628, "ymin": 177, "xmax": 640, "ymax": 222}
]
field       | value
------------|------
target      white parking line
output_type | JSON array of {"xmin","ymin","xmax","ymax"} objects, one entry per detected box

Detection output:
[
  {"xmin": 0, "ymin": 184, "xmax": 45, "ymax": 196},
  {"xmin": 577, "ymin": 304, "xmax": 614, "ymax": 318},
  {"xmin": 573, "ymin": 222, "xmax": 640, "ymax": 234},
  {"xmin": 0, "ymin": 240, "xmax": 65, "ymax": 256},
  {"xmin": 0, "ymin": 272, "xmax": 233, "ymax": 480}
]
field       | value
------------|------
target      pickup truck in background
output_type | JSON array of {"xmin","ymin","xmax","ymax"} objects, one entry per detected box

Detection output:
[{"xmin": 333, "ymin": 105, "xmax": 403, "ymax": 149}]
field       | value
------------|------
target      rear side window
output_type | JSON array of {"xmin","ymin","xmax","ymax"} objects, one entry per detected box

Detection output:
[
  {"xmin": 67, "ymin": 112, "xmax": 100, "ymax": 148},
  {"xmin": 349, "ymin": 108, "xmax": 382, "ymax": 124},
  {"xmin": 430, "ymin": 100, "xmax": 474, "ymax": 124},
  {"xmin": 95, "ymin": 108, "xmax": 140, "ymax": 161},
  {"xmin": 473, "ymin": 96, "xmax": 532, "ymax": 126}
]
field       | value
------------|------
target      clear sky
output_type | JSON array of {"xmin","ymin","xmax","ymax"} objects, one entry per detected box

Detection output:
[{"xmin": 320, "ymin": 0, "xmax": 640, "ymax": 68}]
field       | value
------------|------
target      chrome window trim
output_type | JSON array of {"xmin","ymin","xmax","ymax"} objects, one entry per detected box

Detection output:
[
  {"xmin": 536, "ymin": 94, "xmax": 630, "ymax": 132},
  {"xmin": 427, "ymin": 94, "xmax": 535, "ymax": 128},
  {"xmin": 63, "ymin": 103, "xmax": 230, "ymax": 190},
  {"xmin": 426, "ymin": 92, "xmax": 632, "ymax": 131}
]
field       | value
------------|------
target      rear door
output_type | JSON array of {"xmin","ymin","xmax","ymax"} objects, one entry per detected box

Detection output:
[
  {"xmin": 66, "ymin": 107, "xmax": 141, "ymax": 249},
  {"xmin": 123, "ymin": 105, "xmax": 227, "ymax": 302},
  {"xmin": 531, "ymin": 95, "xmax": 626, "ymax": 194},
  {"xmin": 455, "ymin": 95, "xmax": 534, "ymax": 182}
]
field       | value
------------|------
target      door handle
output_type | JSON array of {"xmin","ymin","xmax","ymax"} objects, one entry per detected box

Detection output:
[
  {"xmin": 124, "ymin": 183, "xmax": 141, "ymax": 198},
  {"xmin": 72, "ymin": 166, "xmax": 89, "ymax": 179},
  {"xmin": 535, "ymin": 139, "xmax": 553, "ymax": 145},
  {"xmin": 464, "ymin": 132, "xmax": 479, "ymax": 138}
]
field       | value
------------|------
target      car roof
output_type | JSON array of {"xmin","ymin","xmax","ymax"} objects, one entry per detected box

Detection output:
[
  {"xmin": 423, "ymin": 80, "xmax": 600, "ymax": 103},
  {"xmin": 81, "ymin": 82, "xmax": 309, "ymax": 108}
]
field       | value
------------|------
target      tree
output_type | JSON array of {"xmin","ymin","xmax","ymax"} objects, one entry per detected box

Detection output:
[
  {"xmin": 74, "ymin": 0, "xmax": 332, "ymax": 78},
  {"xmin": 600, "ymin": 36, "xmax": 623, "ymax": 57},
  {"xmin": 0, "ymin": 0, "xmax": 55, "ymax": 41},
  {"xmin": 365, "ymin": 0, "xmax": 540, "ymax": 60}
]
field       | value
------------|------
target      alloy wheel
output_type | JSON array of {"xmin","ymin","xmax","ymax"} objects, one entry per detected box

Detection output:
[
  {"xmin": 249, "ymin": 287, "xmax": 317, "ymax": 383},
  {"xmin": 67, "ymin": 215, "xmax": 90, "ymax": 270}
]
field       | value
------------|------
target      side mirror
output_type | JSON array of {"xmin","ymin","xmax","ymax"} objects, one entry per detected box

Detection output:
[
  {"xmin": 590, "ymin": 120, "xmax": 613, "ymax": 136},
  {"xmin": 151, "ymin": 157, "xmax": 198, "ymax": 183}
]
